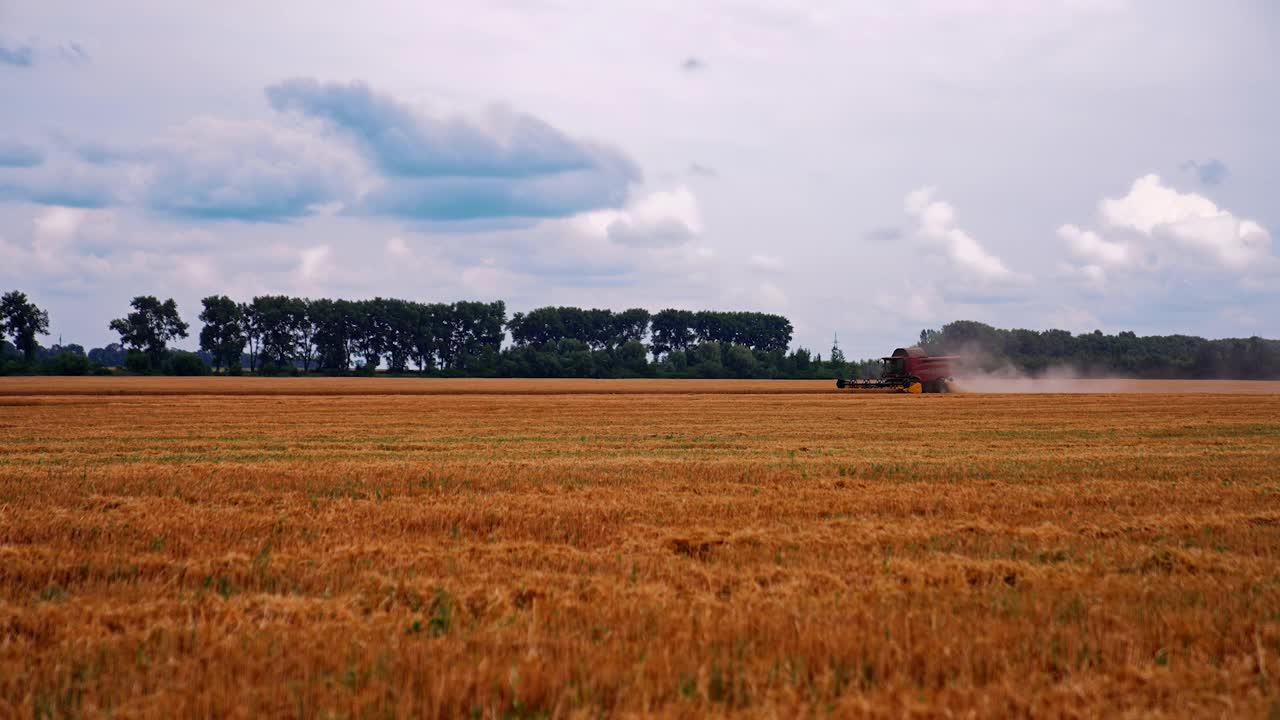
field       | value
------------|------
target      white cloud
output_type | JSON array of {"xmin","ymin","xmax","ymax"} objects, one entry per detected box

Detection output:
[
  {"xmin": 460, "ymin": 263, "xmax": 519, "ymax": 297},
  {"xmin": 1070, "ymin": 263, "xmax": 1106, "ymax": 287},
  {"xmin": 386, "ymin": 236, "xmax": 411, "ymax": 258},
  {"xmin": 0, "ymin": 206, "xmax": 118, "ymax": 280},
  {"xmin": 904, "ymin": 187, "xmax": 1024, "ymax": 283},
  {"xmin": 1058, "ymin": 223, "xmax": 1129, "ymax": 267},
  {"xmin": 0, "ymin": 206, "xmax": 162, "ymax": 297},
  {"xmin": 574, "ymin": 186, "xmax": 703, "ymax": 248},
  {"xmin": 297, "ymin": 245, "xmax": 333, "ymax": 282},
  {"xmin": 1100, "ymin": 174, "xmax": 1271, "ymax": 271},
  {"xmin": 33, "ymin": 206, "xmax": 88, "ymax": 242},
  {"xmin": 175, "ymin": 255, "xmax": 217, "ymax": 289},
  {"xmin": 1059, "ymin": 175, "xmax": 1276, "ymax": 295}
]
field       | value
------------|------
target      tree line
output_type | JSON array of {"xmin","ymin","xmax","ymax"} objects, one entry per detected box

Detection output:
[
  {"xmin": 918, "ymin": 320, "xmax": 1280, "ymax": 379},
  {"xmin": 2, "ymin": 290, "xmax": 852, "ymax": 379},
  {"xmin": 194, "ymin": 298, "xmax": 799, "ymax": 377},
  {"xmin": 8, "ymin": 288, "xmax": 1279, "ymax": 379},
  {"xmin": 193, "ymin": 296, "xmax": 508, "ymax": 374}
]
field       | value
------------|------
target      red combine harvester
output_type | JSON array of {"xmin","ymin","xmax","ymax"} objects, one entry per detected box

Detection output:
[{"xmin": 836, "ymin": 347, "xmax": 957, "ymax": 394}]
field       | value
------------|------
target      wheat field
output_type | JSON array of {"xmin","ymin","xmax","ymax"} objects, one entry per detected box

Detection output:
[{"xmin": 2, "ymin": 379, "xmax": 1279, "ymax": 717}]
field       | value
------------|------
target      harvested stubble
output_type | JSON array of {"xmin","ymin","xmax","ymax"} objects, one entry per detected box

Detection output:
[{"xmin": 1, "ymin": 380, "xmax": 1279, "ymax": 718}]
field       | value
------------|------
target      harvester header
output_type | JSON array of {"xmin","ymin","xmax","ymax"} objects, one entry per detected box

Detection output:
[{"xmin": 836, "ymin": 347, "xmax": 956, "ymax": 394}]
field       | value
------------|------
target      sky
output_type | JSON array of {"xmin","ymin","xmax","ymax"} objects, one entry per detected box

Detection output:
[{"xmin": 1, "ymin": 0, "xmax": 1277, "ymax": 358}]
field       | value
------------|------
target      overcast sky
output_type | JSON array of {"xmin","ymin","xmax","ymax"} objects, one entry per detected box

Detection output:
[{"xmin": 2, "ymin": 0, "xmax": 1277, "ymax": 357}]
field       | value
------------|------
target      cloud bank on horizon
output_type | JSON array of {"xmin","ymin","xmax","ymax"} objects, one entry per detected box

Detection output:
[{"xmin": 0, "ymin": 1, "xmax": 1276, "ymax": 356}]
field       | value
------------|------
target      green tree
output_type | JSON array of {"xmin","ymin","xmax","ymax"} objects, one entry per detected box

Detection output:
[
  {"xmin": 410, "ymin": 302, "xmax": 450, "ymax": 372},
  {"xmin": 353, "ymin": 298, "xmax": 387, "ymax": 370},
  {"xmin": 508, "ymin": 306, "xmax": 568, "ymax": 347},
  {"xmin": 88, "ymin": 343, "xmax": 127, "ymax": 368},
  {"xmin": 690, "ymin": 341, "xmax": 724, "ymax": 377},
  {"xmin": 43, "ymin": 351, "xmax": 91, "ymax": 376},
  {"xmin": 723, "ymin": 343, "xmax": 758, "ymax": 378},
  {"xmin": 285, "ymin": 297, "xmax": 318, "ymax": 372},
  {"xmin": 381, "ymin": 298, "xmax": 418, "ymax": 373},
  {"xmin": 618, "ymin": 339, "xmax": 650, "ymax": 376},
  {"xmin": 310, "ymin": 299, "xmax": 358, "ymax": 371},
  {"xmin": 249, "ymin": 296, "xmax": 298, "ymax": 368},
  {"xmin": 0, "ymin": 290, "xmax": 50, "ymax": 363},
  {"xmin": 611, "ymin": 308, "xmax": 651, "ymax": 347},
  {"xmin": 108, "ymin": 296, "xmax": 189, "ymax": 367},
  {"xmin": 442, "ymin": 301, "xmax": 505, "ymax": 369},
  {"xmin": 198, "ymin": 295, "xmax": 246, "ymax": 371},
  {"xmin": 651, "ymin": 309, "xmax": 695, "ymax": 357},
  {"xmin": 239, "ymin": 301, "xmax": 262, "ymax": 372},
  {"xmin": 168, "ymin": 352, "xmax": 208, "ymax": 376}
]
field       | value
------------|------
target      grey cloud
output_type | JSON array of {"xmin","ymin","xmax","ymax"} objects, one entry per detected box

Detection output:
[
  {"xmin": 688, "ymin": 162, "xmax": 718, "ymax": 177},
  {"xmin": 265, "ymin": 78, "xmax": 639, "ymax": 221},
  {"xmin": 681, "ymin": 57, "xmax": 706, "ymax": 72},
  {"xmin": 267, "ymin": 79, "xmax": 597, "ymax": 177},
  {"xmin": 0, "ymin": 120, "xmax": 364, "ymax": 221},
  {"xmin": 0, "ymin": 182, "xmax": 115, "ymax": 208},
  {"xmin": 0, "ymin": 43, "xmax": 34, "ymax": 67},
  {"xmin": 0, "ymin": 148, "xmax": 121, "ymax": 208},
  {"xmin": 72, "ymin": 141, "xmax": 139, "ymax": 166},
  {"xmin": 607, "ymin": 217, "xmax": 694, "ymax": 248},
  {"xmin": 0, "ymin": 141, "xmax": 43, "ymax": 168},
  {"xmin": 142, "ymin": 118, "xmax": 365, "ymax": 222},
  {"xmin": 1, "ymin": 80, "xmax": 641, "ymax": 224},
  {"xmin": 0, "ymin": 40, "xmax": 88, "ymax": 68},
  {"xmin": 363, "ymin": 171, "xmax": 629, "ymax": 222},
  {"xmin": 1181, "ymin": 158, "xmax": 1229, "ymax": 186},
  {"xmin": 406, "ymin": 217, "xmax": 538, "ymax": 234}
]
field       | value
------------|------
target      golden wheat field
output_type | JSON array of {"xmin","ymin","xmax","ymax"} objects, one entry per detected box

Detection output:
[{"xmin": 2, "ymin": 378, "xmax": 1280, "ymax": 718}]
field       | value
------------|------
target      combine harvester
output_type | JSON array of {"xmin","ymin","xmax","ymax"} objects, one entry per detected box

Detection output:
[{"xmin": 836, "ymin": 347, "xmax": 957, "ymax": 394}]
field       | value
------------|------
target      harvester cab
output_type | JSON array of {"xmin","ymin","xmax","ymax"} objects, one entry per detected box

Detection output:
[{"xmin": 836, "ymin": 347, "xmax": 956, "ymax": 394}]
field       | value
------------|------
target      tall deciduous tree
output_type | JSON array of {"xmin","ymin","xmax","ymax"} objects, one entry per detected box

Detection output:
[
  {"xmin": 108, "ymin": 296, "xmax": 189, "ymax": 366},
  {"xmin": 290, "ymin": 297, "xmax": 318, "ymax": 372},
  {"xmin": 612, "ymin": 308, "xmax": 651, "ymax": 346},
  {"xmin": 443, "ymin": 301, "xmax": 505, "ymax": 369},
  {"xmin": 310, "ymin": 298, "xmax": 357, "ymax": 371},
  {"xmin": 0, "ymin": 290, "xmax": 50, "ymax": 363},
  {"xmin": 239, "ymin": 301, "xmax": 262, "ymax": 372},
  {"xmin": 651, "ymin": 309, "xmax": 695, "ymax": 357},
  {"xmin": 249, "ymin": 295, "xmax": 297, "ymax": 368},
  {"xmin": 198, "ymin": 295, "xmax": 246, "ymax": 371}
]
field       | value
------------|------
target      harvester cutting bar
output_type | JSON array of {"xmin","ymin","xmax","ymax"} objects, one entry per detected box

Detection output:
[{"xmin": 835, "ymin": 377, "xmax": 922, "ymax": 393}]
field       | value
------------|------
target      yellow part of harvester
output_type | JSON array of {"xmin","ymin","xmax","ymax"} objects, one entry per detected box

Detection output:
[{"xmin": 903, "ymin": 382, "xmax": 923, "ymax": 394}]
